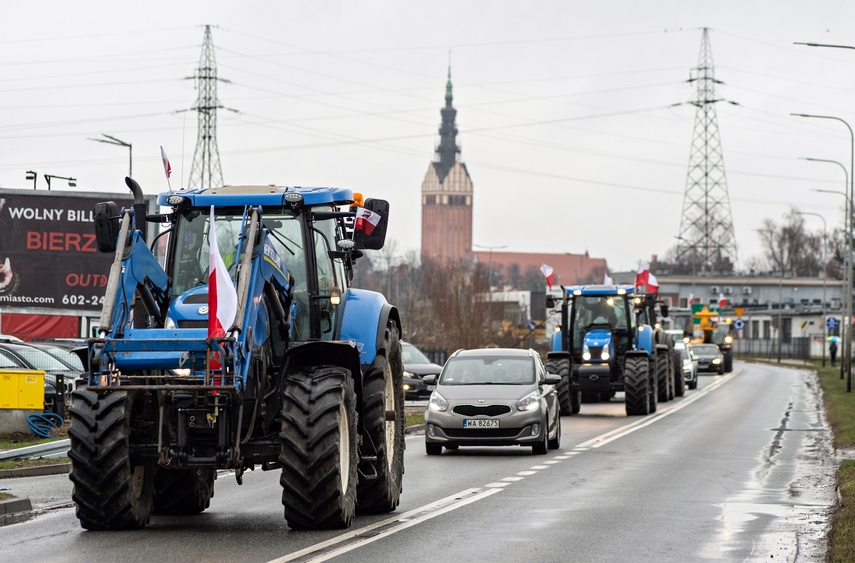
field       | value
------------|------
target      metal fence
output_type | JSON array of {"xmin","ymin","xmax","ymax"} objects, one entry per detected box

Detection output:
[{"xmin": 732, "ymin": 337, "xmax": 810, "ymax": 360}]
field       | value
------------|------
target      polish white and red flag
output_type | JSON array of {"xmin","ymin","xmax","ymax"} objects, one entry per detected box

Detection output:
[
  {"xmin": 540, "ymin": 264, "xmax": 554, "ymax": 291},
  {"xmin": 208, "ymin": 205, "xmax": 237, "ymax": 339},
  {"xmin": 603, "ymin": 272, "xmax": 614, "ymax": 285},
  {"xmin": 355, "ymin": 207, "xmax": 381, "ymax": 235},
  {"xmin": 160, "ymin": 146, "xmax": 172, "ymax": 178},
  {"xmin": 719, "ymin": 292, "xmax": 727, "ymax": 309},
  {"xmin": 635, "ymin": 261, "xmax": 659, "ymax": 293}
]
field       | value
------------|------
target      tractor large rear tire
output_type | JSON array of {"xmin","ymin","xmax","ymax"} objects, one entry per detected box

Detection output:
[
  {"xmin": 280, "ymin": 367, "xmax": 359, "ymax": 529},
  {"xmin": 547, "ymin": 358, "xmax": 576, "ymax": 415},
  {"xmin": 624, "ymin": 356, "xmax": 650, "ymax": 416},
  {"xmin": 673, "ymin": 350, "xmax": 685, "ymax": 397},
  {"xmin": 648, "ymin": 358, "xmax": 658, "ymax": 414},
  {"xmin": 153, "ymin": 468, "xmax": 215, "ymax": 515},
  {"xmin": 723, "ymin": 350, "xmax": 733, "ymax": 373},
  {"xmin": 68, "ymin": 388, "xmax": 155, "ymax": 530},
  {"xmin": 357, "ymin": 323, "xmax": 405, "ymax": 515},
  {"xmin": 656, "ymin": 352, "xmax": 670, "ymax": 403}
]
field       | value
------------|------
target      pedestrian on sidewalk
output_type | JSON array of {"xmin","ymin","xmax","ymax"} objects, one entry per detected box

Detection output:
[{"xmin": 830, "ymin": 340, "xmax": 838, "ymax": 367}]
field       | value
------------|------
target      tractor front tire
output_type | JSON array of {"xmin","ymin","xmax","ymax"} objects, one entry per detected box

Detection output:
[
  {"xmin": 68, "ymin": 388, "xmax": 154, "ymax": 530},
  {"xmin": 280, "ymin": 367, "xmax": 359, "ymax": 529},
  {"xmin": 673, "ymin": 350, "xmax": 685, "ymax": 397},
  {"xmin": 547, "ymin": 358, "xmax": 576, "ymax": 415},
  {"xmin": 357, "ymin": 323, "xmax": 405, "ymax": 515},
  {"xmin": 624, "ymin": 356, "xmax": 650, "ymax": 416},
  {"xmin": 656, "ymin": 352, "xmax": 670, "ymax": 403},
  {"xmin": 153, "ymin": 468, "xmax": 215, "ymax": 515}
]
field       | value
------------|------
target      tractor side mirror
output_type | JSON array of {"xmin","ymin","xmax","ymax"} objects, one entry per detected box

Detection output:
[
  {"xmin": 660, "ymin": 304, "xmax": 669, "ymax": 318},
  {"xmin": 93, "ymin": 201, "xmax": 121, "ymax": 253},
  {"xmin": 353, "ymin": 198, "xmax": 389, "ymax": 250},
  {"xmin": 545, "ymin": 295, "xmax": 555, "ymax": 309}
]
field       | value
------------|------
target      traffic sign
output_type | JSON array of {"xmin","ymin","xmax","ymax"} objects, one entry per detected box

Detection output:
[
  {"xmin": 827, "ymin": 317, "xmax": 840, "ymax": 330},
  {"xmin": 733, "ymin": 318, "xmax": 745, "ymax": 330}
]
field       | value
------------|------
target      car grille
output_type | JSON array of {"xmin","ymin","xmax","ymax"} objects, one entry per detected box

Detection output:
[
  {"xmin": 444, "ymin": 428, "xmax": 520, "ymax": 438},
  {"xmin": 452, "ymin": 404, "xmax": 511, "ymax": 417}
]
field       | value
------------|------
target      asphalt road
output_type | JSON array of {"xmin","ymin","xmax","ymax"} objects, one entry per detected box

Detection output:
[{"xmin": 0, "ymin": 361, "xmax": 836, "ymax": 562}]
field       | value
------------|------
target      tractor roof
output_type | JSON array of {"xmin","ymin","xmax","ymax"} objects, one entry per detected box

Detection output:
[
  {"xmin": 157, "ymin": 185, "xmax": 355, "ymax": 208},
  {"xmin": 565, "ymin": 284, "xmax": 636, "ymax": 296}
]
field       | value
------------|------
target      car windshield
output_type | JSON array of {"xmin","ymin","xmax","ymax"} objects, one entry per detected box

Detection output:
[
  {"xmin": 440, "ymin": 357, "xmax": 534, "ymax": 385},
  {"xmin": 692, "ymin": 345, "xmax": 719, "ymax": 355},
  {"xmin": 38, "ymin": 346, "xmax": 84, "ymax": 371},
  {"xmin": 402, "ymin": 343, "xmax": 432, "ymax": 364}
]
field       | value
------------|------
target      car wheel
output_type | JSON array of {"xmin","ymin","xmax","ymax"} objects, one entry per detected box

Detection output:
[
  {"xmin": 425, "ymin": 442, "xmax": 442, "ymax": 456},
  {"xmin": 548, "ymin": 415, "xmax": 561, "ymax": 450},
  {"xmin": 532, "ymin": 418, "xmax": 548, "ymax": 455}
]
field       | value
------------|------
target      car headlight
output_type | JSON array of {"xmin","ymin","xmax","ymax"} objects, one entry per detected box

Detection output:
[
  {"xmin": 516, "ymin": 391, "xmax": 540, "ymax": 412},
  {"xmin": 712, "ymin": 358, "xmax": 722, "ymax": 364},
  {"xmin": 403, "ymin": 370, "xmax": 414, "ymax": 378},
  {"xmin": 683, "ymin": 360, "xmax": 692, "ymax": 368},
  {"xmin": 429, "ymin": 391, "xmax": 448, "ymax": 412},
  {"xmin": 582, "ymin": 343, "xmax": 591, "ymax": 361}
]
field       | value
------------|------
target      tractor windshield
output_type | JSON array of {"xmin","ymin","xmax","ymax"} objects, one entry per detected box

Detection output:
[{"xmin": 570, "ymin": 295, "xmax": 629, "ymax": 353}]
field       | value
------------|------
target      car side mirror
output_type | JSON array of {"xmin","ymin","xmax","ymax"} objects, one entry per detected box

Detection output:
[
  {"xmin": 543, "ymin": 373, "xmax": 562, "ymax": 385},
  {"xmin": 422, "ymin": 374, "xmax": 438, "ymax": 386}
]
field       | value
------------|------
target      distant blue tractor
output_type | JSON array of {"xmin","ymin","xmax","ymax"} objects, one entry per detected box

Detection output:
[
  {"xmin": 68, "ymin": 180, "xmax": 404, "ymax": 530},
  {"xmin": 546, "ymin": 284, "xmax": 676, "ymax": 416}
]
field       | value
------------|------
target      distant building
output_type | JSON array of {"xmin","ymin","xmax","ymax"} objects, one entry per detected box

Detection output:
[{"xmin": 420, "ymin": 68, "xmax": 606, "ymax": 284}]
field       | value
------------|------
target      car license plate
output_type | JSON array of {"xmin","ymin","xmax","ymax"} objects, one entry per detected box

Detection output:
[{"xmin": 463, "ymin": 419, "xmax": 499, "ymax": 428}]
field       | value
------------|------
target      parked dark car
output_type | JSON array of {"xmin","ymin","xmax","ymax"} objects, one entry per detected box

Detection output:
[
  {"xmin": 402, "ymin": 341, "xmax": 443, "ymax": 400},
  {"xmin": 424, "ymin": 348, "xmax": 561, "ymax": 455},
  {"xmin": 0, "ymin": 342, "xmax": 79, "ymax": 414}
]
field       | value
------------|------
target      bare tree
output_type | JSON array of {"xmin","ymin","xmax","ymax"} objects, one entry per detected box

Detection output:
[{"xmin": 756, "ymin": 208, "xmax": 825, "ymax": 277}]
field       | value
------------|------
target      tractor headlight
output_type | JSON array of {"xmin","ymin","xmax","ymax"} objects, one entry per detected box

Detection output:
[
  {"xmin": 601, "ymin": 351, "xmax": 610, "ymax": 360},
  {"xmin": 724, "ymin": 335, "xmax": 733, "ymax": 344},
  {"xmin": 516, "ymin": 391, "xmax": 540, "ymax": 412},
  {"xmin": 330, "ymin": 286, "xmax": 341, "ymax": 306},
  {"xmin": 582, "ymin": 343, "xmax": 591, "ymax": 361}
]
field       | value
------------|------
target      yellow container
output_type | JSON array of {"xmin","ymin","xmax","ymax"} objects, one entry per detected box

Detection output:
[{"xmin": 0, "ymin": 370, "xmax": 45, "ymax": 410}]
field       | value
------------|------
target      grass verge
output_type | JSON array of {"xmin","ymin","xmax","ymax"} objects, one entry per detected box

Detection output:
[{"xmin": 0, "ymin": 457, "xmax": 69, "ymax": 472}]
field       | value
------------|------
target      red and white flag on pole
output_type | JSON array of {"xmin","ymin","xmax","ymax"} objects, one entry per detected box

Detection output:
[
  {"xmin": 208, "ymin": 205, "xmax": 237, "ymax": 339},
  {"xmin": 355, "ymin": 207, "xmax": 381, "ymax": 235},
  {"xmin": 718, "ymin": 292, "xmax": 727, "ymax": 309},
  {"xmin": 635, "ymin": 261, "xmax": 659, "ymax": 293},
  {"xmin": 160, "ymin": 146, "xmax": 172, "ymax": 178},
  {"xmin": 540, "ymin": 264, "xmax": 554, "ymax": 291},
  {"xmin": 603, "ymin": 272, "xmax": 614, "ymax": 285}
]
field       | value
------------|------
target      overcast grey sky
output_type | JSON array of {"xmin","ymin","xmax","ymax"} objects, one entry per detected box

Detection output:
[{"xmin": 2, "ymin": 1, "xmax": 855, "ymax": 272}]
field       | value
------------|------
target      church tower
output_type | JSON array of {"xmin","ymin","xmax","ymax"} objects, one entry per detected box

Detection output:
[{"xmin": 421, "ymin": 66, "xmax": 473, "ymax": 262}]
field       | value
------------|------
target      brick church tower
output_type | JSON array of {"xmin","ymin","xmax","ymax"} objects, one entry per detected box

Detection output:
[{"xmin": 421, "ymin": 67, "xmax": 473, "ymax": 262}]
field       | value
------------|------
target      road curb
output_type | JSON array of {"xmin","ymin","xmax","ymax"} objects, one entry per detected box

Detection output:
[
  {"xmin": 0, "ymin": 496, "xmax": 33, "ymax": 526},
  {"xmin": 0, "ymin": 462, "xmax": 71, "ymax": 479}
]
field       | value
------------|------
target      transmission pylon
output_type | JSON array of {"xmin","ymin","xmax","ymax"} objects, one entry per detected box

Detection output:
[
  {"xmin": 675, "ymin": 28, "xmax": 738, "ymax": 275},
  {"xmin": 187, "ymin": 25, "xmax": 228, "ymax": 189}
]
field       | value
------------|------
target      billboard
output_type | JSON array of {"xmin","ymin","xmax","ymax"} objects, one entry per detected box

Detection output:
[{"xmin": 0, "ymin": 189, "xmax": 149, "ymax": 313}]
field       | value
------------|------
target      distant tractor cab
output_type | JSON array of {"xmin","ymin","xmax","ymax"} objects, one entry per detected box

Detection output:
[{"xmin": 690, "ymin": 305, "xmax": 734, "ymax": 373}]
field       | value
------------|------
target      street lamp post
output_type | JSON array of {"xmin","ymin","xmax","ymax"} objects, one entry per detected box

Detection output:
[
  {"xmin": 473, "ymin": 244, "xmax": 508, "ymax": 288},
  {"xmin": 792, "ymin": 113, "xmax": 854, "ymax": 391},
  {"xmin": 25, "ymin": 170, "xmax": 37, "ymax": 190},
  {"xmin": 43, "ymin": 174, "xmax": 77, "ymax": 190},
  {"xmin": 88, "ymin": 134, "xmax": 132, "ymax": 177},
  {"xmin": 797, "ymin": 211, "xmax": 828, "ymax": 366}
]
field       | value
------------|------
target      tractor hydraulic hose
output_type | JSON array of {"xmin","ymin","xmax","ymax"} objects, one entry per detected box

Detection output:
[
  {"xmin": 231, "ymin": 208, "xmax": 259, "ymax": 334},
  {"xmin": 99, "ymin": 211, "xmax": 132, "ymax": 335}
]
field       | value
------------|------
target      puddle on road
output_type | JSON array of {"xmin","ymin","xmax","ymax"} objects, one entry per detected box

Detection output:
[{"xmin": 702, "ymin": 375, "xmax": 835, "ymax": 561}]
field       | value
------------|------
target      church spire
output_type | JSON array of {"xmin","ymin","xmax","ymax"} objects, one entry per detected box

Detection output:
[{"xmin": 436, "ymin": 62, "xmax": 460, "ymax": 182}]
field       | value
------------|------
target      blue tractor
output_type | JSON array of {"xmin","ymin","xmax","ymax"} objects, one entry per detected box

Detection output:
[
  {"xmin": 68, "ymin": 180, "xmax": 404, "ymax": 530},
  {"xmin": 545, "ymin": 284, "xmax": 674, "ymax": 416}
]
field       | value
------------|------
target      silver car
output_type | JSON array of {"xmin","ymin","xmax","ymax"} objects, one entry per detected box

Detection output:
[
  {"xmin": 423, "ymin": 348, "xmax": 561, "ymax": 455},
  {"xmin": 675, "ymin": 343, "xmax": 699, "ymax": 389}
]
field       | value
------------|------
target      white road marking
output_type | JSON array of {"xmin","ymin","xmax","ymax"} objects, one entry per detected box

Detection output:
[
  {"xmin": 268, "ymin": 487, "xmax": 502, "ymax": 562},
  {"xmin": 517, "ymin": 470, "xmax": 537, "ymax": 476}
]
